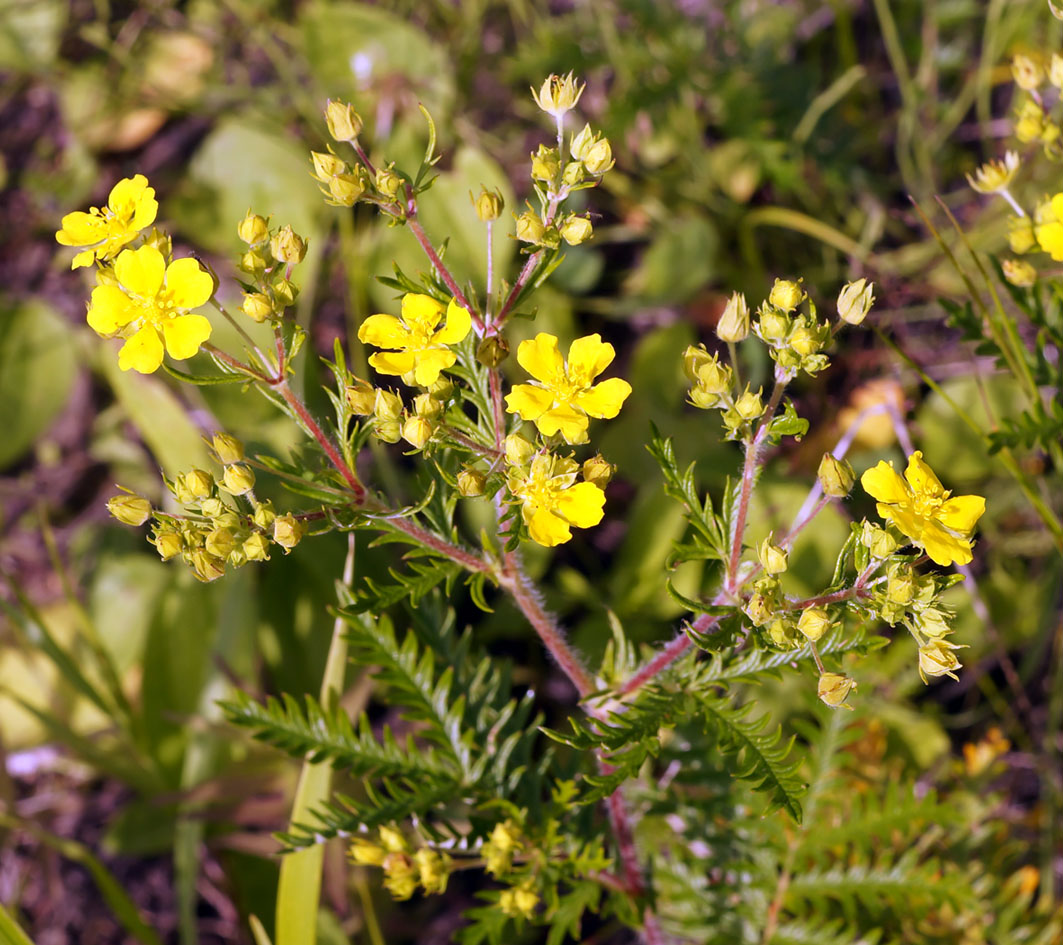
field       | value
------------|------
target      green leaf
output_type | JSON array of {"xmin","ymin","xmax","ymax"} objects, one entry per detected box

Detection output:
[{"xmin": 0, "ymin": 905, "xmax": 36, "ymax": 945}]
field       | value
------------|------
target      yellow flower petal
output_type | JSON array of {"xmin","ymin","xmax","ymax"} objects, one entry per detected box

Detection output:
[
  {"xmin": 921, "ymin": 521, "xmax": 973, "ymax": 566},
  {"xmin": 566, "ymin": 334, "xmax": 615, "ymax": 384},
  {"xmin": 118, "ymin": 325, "xmax": 165, "ymax": 373},
  {"xmin": 1036, "ymin": 221, "xmax": 1063, "ymax": 260},
  {"xmin": 517, "ymin": 333, "xmax": 565, "ymax": 385},
  {"xmin": 525, "ymin": 507, "xmax": 572, "ymax": 546},
  {"xmin": 535, "ymin": 405, "xmax": 589, "ymax": 443},
  {"xmin": 574, "ymin": 377, "xmax": 632, "ymax": 419},
  {"xmin": 369, "ymin": 350, "xmax": 416, "ymax": 376},
  {"xmin": 554, "ymin": 481, "xmax": 605, "ymax": 528},
  {"xmin": 71, "ymin": 249, "xmax": 96, "ymax": 269},
  {"xmin": 108, "ymin": 174, "xmax": 151, "ymax": 213},
  {"xmin": 401, "ymin": 293, "xmax": 445, "ymax": 331},
  {"xmin": 55, "ymin": 211, "xmax": 107, "ymax": 247},
  {"xmin": 936, "ymin": 495, "xmax": 986, "ymax": 535},
  {"xmin": 904, "ymin": 451, "xmax": 945, "ymax": 498},
  {"xmin": 87, "ymin": 285, "xmax": 136, "ymax": 334},
  {"xmin": 877, "ymin": 502, "xmax": 922, "ymax": 543},
  {"xmin": 412, "ymin": 348, "xmax": 456, "ymax": 386},
  {"xmin": 435, "ymin": 298, "xmax": 472, "ymax": 344},
  {"xmin": 165, "ymin": 258, "xmax": 213, "ymax": 309},
  {"xmin": 861, "ymin": 461, "xmax": 910, "ymax": 504},
  {"xmin": 162, "ymin": 314, "xmax": 212, "ymax": 360},
  {"xmin": 115, "ymin": 245, "xmax": 166, "ymax": 298},
  {"xmin": 359, "ymin": 314, "xmax": 410, "ymax": 349},
  {"xmin": 505, "ymin": 384, "xmax": 555, "ymax": 420}
]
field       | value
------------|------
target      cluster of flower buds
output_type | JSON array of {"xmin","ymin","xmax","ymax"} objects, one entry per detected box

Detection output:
[
  {"xmin": 1010, "ymin": 53, "xmax": 1063, "ymax": 156},
  {"xmin": 106, "ymin": 433, "xmax": 305, "ymax": 582},
  {"xmin": 753, "ymin": 279, "xmax": 833, "ymax": 376},
  {"xmin": 682, "ymin": 342, "xmax": 765, "ymax": 438},
  {"xmin": 348, "ymin": 827, "xmax": 453, "ymax": 900},
  {"xmin": 309, "ymin": 149, "xmax": 369, "ymax": 208},
  {"xmin": 346, "ymin": 376, "xmax": 452, "ymax": 451},
  {"xmin": 236, "ymin": 212, "xmax": 304, "ymax": 322}
]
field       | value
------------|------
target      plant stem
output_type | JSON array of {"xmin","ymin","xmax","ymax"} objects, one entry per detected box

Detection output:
[
  {"xmin": 382, "ymin": 516, "xmax": 493, "ymax": 575},
  {"xmin": 405, "ymin": 215, "xmax": 481, "ymax": 330},
  {"xmin": 494, "ymin": 193, "xmax": 564, "ymax": 327}
]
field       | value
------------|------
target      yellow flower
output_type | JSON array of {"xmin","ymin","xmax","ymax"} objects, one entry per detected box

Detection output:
[
  {"xmin": 508, "ymin": 453, "xmax": 606, "ymax": 547},
  {"xmin": 1034, "ymin": 193, "xmax": 1063, "ymax": 260},
  {"xmin": 965, "ymin": 151, "xmax": 1019, "ymax": 195},
  {"xmin": 86, "ymin": 245, "xmax": 213, "ymax": 374},
  {"xmin": 531, "ymin": 72, "xmax": 585, "ymax": 120},
  {"xmin": 56, "ymin": 175, "xmax": 158, "ymax": 269},
  {"xmin": 358, "ymin": 293, "xmax": 471, "ymax": 387},
  {"xmin": 860, "ymin": 451, "xmax": 986, "ymax": 566},
  {"xmin": 505, "ymin": 333, "xmax": 632, "ymax": 444}
]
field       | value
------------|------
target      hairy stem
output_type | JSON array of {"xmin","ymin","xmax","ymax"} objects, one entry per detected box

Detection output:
[
  {"xmin": 405, "ymin": 215, "xmax": 481, "ymax": 330},
  {"xmin": 383, "ymin": 516, "xmax": 494, "ymax": 575}
]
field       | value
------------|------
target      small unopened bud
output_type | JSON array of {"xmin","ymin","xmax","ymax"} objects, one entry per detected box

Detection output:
[
  {"xmin": 222, "ymin": 464, "xmax": 256, "ymax": 496},
  {"xmin": 582, "ymin": 454, "xmax": 614, "ymax": 488},
  {"xmin": 239, "ymin": 250, "xmax": 267, "ymax": 274},
  {"xmin": 887, "ymin": 564, "xmax": 914, "ymax": 605},
  {"xmin": 185, "ymin": 468, "xmax": 214, "ymax": 499},
  {"xmin": 189, "ymin": 550, "xmax": 226, "ymax": 583},
  {"xmin": 797, "ymin": 607, "xmax": 831, "ymax": 642},
  {"xmin": 379, "ymin": 826, "xmax": 408, "ymax": 853},
  {"xmin": 758, "ymin": 535, "xmax": 788, "ymax": 575},
  {"xmin": 272, "ymin": 513, "xmax": 304, "ymax": 551},
  {"xmin": 457, "ymin": 468, "xmax": 486, "ymax": 497},
  {"xmin": 373, "ymin": 389, "xmax": 404, "ymax": 422},
  {"xmin": 237, "ymin": 210, "xmax": 269, "ymax": 246},
  {"xmin": 325, "ymin": 99, "xmax": 363, "ymax": 142},
  {"xmin": 107, "ymin": 493, "xmax": 152, "ymax": 526},
  {"xmin": 769, "ymin": 278, "xmax": 803, "ymax": 313},
  {"xmin": 818, "ymin": 453, "xmax": 855, "ymax": 497},
  {"xmin": 767, "ymin": 618, "xmax": 797, "ymax": 648},
  {"xmin": 310, "ymin": 151, "xmax": 346, "ymax": 182},
  {"xmin": 476, "ymin": 335, "xmax": 509, "ymax": 368},
  {"xmin": 919, "ymin": 639, "xmax": 962, "ymax": 682},
  {"xmin": 402, "ymin": 415, "xmax": 433, "ymax": 449},
  {"xmin": 560, "ymin": 215, "xmax": 593, "ymax": 245},
  {"xmin": 172, "ymin": 473, "xmax": 194, "ymax": 505},
  {"xmin": 142, "ymin": 228, "xmax": 172, "ymax": 257},
  {"xmin": 199, "ymin": 497, "xmax": 226, "ymax": 519},
  {"xmin": 734, "ymin": 387, "xmax": 764, "ymax": 421},
  {"xmin": 818, "ymin": 672, "xmax": 856, "ymax": 708},
  {"xmin": 241, "ymin": 292, "xmax": 273, "ymax": 323},
  {"xmin": 252, "ymin": 500, "xmax": 276, "ymax": 531},
  {"xmin": 328, "ymin": 173, "xmax": 365, "ymax": 207},
  {"xmin": 570, "ymin": 123, "xmax": 596, "ymax": 161},
  {"xmin": 243, "ymin": 532, "xmax": 270, "ymax": 562},
  {"xmin": 473, "ymin": 187, "xmax": 504, "ymax": 222},
  {"xmin": 746, "ymin": 592, "xmax": 774, "ymax": 626},
  {"xmin": 837, "ymin": 278, "xmax": 875, "ymax": 326},
  {"xmin": 787, "ymin": 325, "xmax": 818, "ymax": 358},
  {"xmin": 413, "ymin": 393, "xmax": 442, "ymax": 418},
  {"xmin": 349, "ymin": 838, "xmax": 386, "ymax": 866},
  {"xmin": 205, "ymin": 527, "xmax": 237, "ymax": 559},
  {"xmin": 153, "ymin": 529, "xmax": 183, "ymax": 560},
  {"xmin": 374, "ymin": 419, "xmax": 402, "ymax": 443},
  {"xmin": 530, "ymin": 145, "xmax": 560, "ymax": 182},
  {"xmin": 581, "ymin": 137, "xmax": 614, "ymax": 176},
  {"xmin": 758, "ymin": 308, "xmax": 790, "ymax": 343},
  {"xmin": 429, "ymin": 376, "xmax": 454, "ymax": 400},
  {"xmin": 211, "ymin": 433, "xmax": 245, "ymax": 465},
  {"xmin": 345, "ymin": 380, "xmax": 377, "ymax": 415},
  {"xmin": 270, "ymin": 225, "xmax": 306, "ymax": 265},
  {"xmin": 515, "ymin": 210, "xmax": 546, "ymax": 244},
  {"xmin": 561, "ymin": 161, "xmax": 585, "ymax": 186},
  {"xmin": 1008, "ymin": 218, "xmax": 1037, "ymax": 254},
  {"xmin": 1012, "ymin": 53, "xmax": 1045, "ymax": 91},
  {"xmin": 716, "ymin": 292, "xmax": 749, "ymax": 343},
  {"xmin": 861, "ymin": 521, "xmax": 898, "ymax": 558},
  {"xmin": 504, "ymin": 433, "xmax": 536, "ymax": 467},
  {"xmin": 693, "ymin": 357, "xmax": 733, "ymax": 397},
  {"xmin": 414, "ymin": 848, "xmax": 451, "ymax": 896},
  {"xmin": 375, "ymin": 165, "xmax": 403, "ymax": 198},
  {"xmin": 682, "ymin": 344, "xmax": 712, "ymax": 382},
  {"xmin": 1002, "ymin": 259, "xmax": 1037, "ymax": 287}
]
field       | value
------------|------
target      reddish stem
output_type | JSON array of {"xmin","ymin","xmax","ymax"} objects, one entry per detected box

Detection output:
[
  {"xmin": 405, "ymin": 215, "xmax": 481, "ymax": 331},
  {"xmin": 385, "ymin": 517, "xmax": 493, "ymax": 574},
  {"xmin": 488, "ymin": 369, "xmax": 506, "ymax": 451}
]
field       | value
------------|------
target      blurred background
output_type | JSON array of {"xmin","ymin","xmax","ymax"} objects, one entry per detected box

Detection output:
[{"xmin": 1, "ymin": 0, "xmax": 1061, "ymax": 942}]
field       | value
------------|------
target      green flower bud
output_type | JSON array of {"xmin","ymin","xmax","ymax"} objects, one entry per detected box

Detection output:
[
  {"xmin": 861, "ymin": 521, "xmax": 898, "ymax": 558},
  {"xmin": 374, "ymin": 419, "xmax": 402, "ymax": 444},
  {"xmin": 734, "ymin": 387, "xmax": 764, "ymax": 421},
  {"xmin": 243, "ymin": 532, "xmax": 271, "ymax": 562},
  {"xmin": 473, "ymin": 187, "xmax": 504, "ymax": 222},
  {"xmin": 429, "ymin": 375, "xmax": 454, "ymax": 400},
  {"xmin": 237, "ymin": 210, "xmax": 269, "ymax": 246},
  {"xmin": 758, "ymin": 534, "xmax": 788, "ymax": 575},
  {"xmin": 582, "ymin": 454, "xmax": 614, "ymax": 489},
  {"xmin": 375, "ymin": 165, "xmax": 402, "ymax": 198},
  {"xmin": 456, "ymin": 468, "xmax": 487, "ymax": 497},
  {"xmin": 504, "ymin": 433, "xmax": 536, "ymax": 467},
  {"xmin": 581, "ymin": 137, "xmax": 614, "ymax": 176},
  {"xmin": 222, "ymin": 464, "xmax": 256, "ymax": 496},
  {"xmin": 349, "ymin": 838, "xmax": 386, "ymax": 866},
  {"xmin": 476, "ymin": 335, "xmax": 510, "ymax": 368},
  {"xmin": 887, "ymin": 563, "xmax": 914, "ymax": 605},
  {"xmin": 570, "ymin": 123, "xmax": 596, "ymax": 161},
  {"xmin": 373, "ymin": 389, "xmax": 404, "ymax": 422},
  {"xmin": 413, "ymin": 393, "xmax": 442, "ymax": 418},
  {"xmin": 918, "ymin": 639, "xmax": 962, "ymax": 682},
  {"xmin": 171, "ymin": 473, "xmax": 194, "ymax": 505},
  {"xmin": 241, "ymin": 292, "xmax": 272, "ymax": 323},
  {"xmin": 185, "ymin": 468, "xmax": 214, "ymax": 500},
  {"xmin": 515, "ymin": 210, "xmax": 546, "ymax": 244},
  {"xmin": 402, "ymin": 416, "xmax": 433, "ymax": 450},
  {"xmin": 212, "ymin": 432, "xmax": 245, "ymax": 465},
  {"xmin": 767, "ymin": 618, "xmax": 798, "ymax": 648},
  {"xmin": 769, "ymin": 278, "xmax": 804, "ymax": 313},
  {"xmin": 560, "ymin": 214, "xmax": 593, "ymax": 246},
  {"xmin": 107, "ymin": 493, "xmax": 152, "ymax": 526},
  {"xmin": 693, "ymin": 356, "xmax": 733, "ymax": 397},
  {"xmin": 414, "ymin": 848, "xmax": 451, "ymax": 896},
  {"xmin": 561, "ymin": 161, "xmax": 585, "ymax": 186},
  {"xmin": 189, "ymin": 549, "xmax": 226, "ymax": 583},
  {"xmin": 345, "ymin": 380, "xmax": 377, "ymax": 416},
  {"xmin": 327, "ymin": 172, "xmax": 365, "ymax": 207},
  {"xmin": 787, "ymin": 325, "xmax": 819, "ymax": 357},
  {"xmin": 918, "ymin": 607, "xmax": 952, "ymax": 638},
  {"xmin": 272, "ymin": 513, "xmax": 304, "ymax": 551},
  {"xmin": 252, "ymin": 500, "xmax": 276, "ymax": 531},
  {"xmin": 837, "ymin": 278, "xmax": 875, "ymax": 325},
  {"xmin": 270, "ymin": 225, "xmax": 306, "ymax": 265},
  {"xmin": 682, "ymin": 344, "xmax": 712, "ymax": 382},
  {"xmin": 382, "ymin": 853, "xmax": 418, "ymax": 901},
  {"xmin": 325, "ymin": 99, "xmax": 363, "ymax": 142},
  {"xmin": 758, "ymin": 308, "xmax": 790, "ymax": 343},
  {"xmin": 746, "ymin": 592, "xmax": 775, "ymax": 626},
  {"xmin": 818, "ymin": 453, "xmax": 855, "ymax": 497},
  {"xmin": 142, "ymin": 227, "xmax": 172, "ymax": 258},
  {"xmin": 199, "ymin": 497, "xmax": 226, "ymax": 518},
  {"xmin": 797, "ymin": 607, "xmax": 831, "ymax": 642},
  {"xmin": 1002, "ymin": 259, "xmax": 1037, "ymax": 287},
  {"xmin": 153, "ymin": 528, "xmax": 183, "ymax": 561},
  {"xmin": 205, "ymin": 527, "xmax": 237, "ymax": 559},
  {"xmin": 818, "ymin": 672, "xmax": 856, "ymax": 708},
  {"xmin": 716, "ymin": 291, "xmax": 749, "ymax": 343},
  {"xmin": 310, "ymin": 150, "xmax": 346, "ymax": 183},
  {"xmin": 239, "ymin": 250, "xmax": 267, "ymax": 274},
  {"xmin": 530, "ymin": 144, "xmax": 560, "ymax": 183}
]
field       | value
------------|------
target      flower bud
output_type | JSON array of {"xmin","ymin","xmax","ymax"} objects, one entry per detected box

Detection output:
[
  {"xmin": 457, "ymin": 468, "xmax": 487, "ymax": 497},
  {"xmin": 240, "ymin": 292, "xmax": 272, "ymax": 323},
  {"xmin": 716, "ymin": 292, "xmax": 749, "ymax": 343},
  {"xmin": 887, "ymin": 563, "xmax": 914, "ymax": 605},
  {"xmin": 530, "ymin": 145, "xmax": 560, "ymax": 183},
  {"xmin": 515, "ymin": 210, "xmax": 546, "ymax": 244},
  {"xmin": 918, "ymin": 639, "xmax": 962, "ymax": 682},
  {"xmin": 345, "ymin": 380, "xmax": 377, "ymax": 415},
  {"xmin": 861, "ymin": 521, "xmax": 898, "ymax": 558},
  {"xmin": 429, "ymin": 376, "xmax": 454, "ymax": 400},
  {"xmin": 1008, "ymin": 218, "xmax": 1037, "ymax": 254},
  {"xmin": 243, "ymin": 532, "xmax": 270, "ymax": 562},
  {"xmin": 560, "ymin": 215, "xmax": 593, "ymax": 246},
  {"xmin": 414, "ymin": 848, "xmax": 451, "ymax": 896},
  {"xmin": 211, "ymin": 432, "xmax": 245, "ymax": 465},
  {"xmin": 531, "ymin": 72, "xmax": 585, "ymax": 119},
  {"xmin": 382, "ymin": 853, "xmax": 418, "ymax": 901},
  {"xmin": 325, "ymin": 99, "xmax": 363, "ymax": 142},
  {"xmin": 373, "ymin": 389, "xmax": 404, "ymax": 422},
  {"xmin": 379, "ymin": 826, "xmax": 408, "ymax": 853},
  {"xmin": 375, "ymin": 165, "xmax": 402, "ymax": 198},
  {"xmin": 787, "ymin": 325, "xmax": 818, "ymax": 357},
  {"xmin": 310, "ymin": 151, "xmax": 346, "ymax": 182},
  {"xmin": 581, "ymin": 137, "xmax": 614, "ymax": 176},
  {"xmin": 745, "ymin": 592, "xmax": 774, "ymax": 626},
  {"xmin": 682, "ymin": 344, "xmax": 711, "ymax": 382},
  {"xmin": 767, "ymin": 618, "xmax": 798, "ymax": 648},
  {"xmin": 141, "ymin": 227, "xmax": 172, "ymax": 257},
  {"xmin": 349, "ymin": 839, "xmax": 386, "ymax": 866},
  {"xmin": 817, "ymin": 672, "xmax": 856, "ymax": 708},
  {"xmin": 797, "ymin": 607, "xmax": 831, "ymax": 642},
  {"xmin": 504, "ymin": 433, "xmax": 536, "ymax": 467},
  {"xmin": 1012, "ymin": 54, "xmax": 1044, "ymax": 91},
  {"xmin": 570, "ymin": 123, "xmax": 596, "ymax": 161},
  {"xmin": 272, "ymin": 513, "xmax": 304, "ymax": 551},
  {"xmin": 199, "ymin": 497, "xmax": 226, "ymax": 519},
  {"xmin": 205, "ymin": 527, "xmax": 237, "ymax": 559},
  {"xmin": 374, "ymin": 419, "xmax": 402, "ymax": 443},
  {"xmin": 768, "ymin": 278, "xmax": 803, "ymax": 313},
  {"xmin": 413, "ymin": 393, "xmax": 442, "ymax": 418},
  {"xmin": 690, "ymin": 386, "xmax": 724, "ymax": 409},
  {"xmin": 758, "ymin": 535, "xmax": 788, "ymax": 575},
  {"xmin": 473, "ymin": 187, "xmax": 504, "ymax": 222},
  {"xmin": 189, "ymin": 550, "xmax": 226, "ymax": 583},
  {"xmin": 582, "ymin": 454, "xmax": 614, "ymax": 489},
  {"xmin": 222, "ymin": 464, "xmax": 256, "ymax": 496},
  {"xmin": 837, "ymin": 278, "xmax": 875, "ymax": 325},
  {"xmin": 476, "ymin": 335, "xmax": 510, "ymax": 368},
  {"xmin": 185, "ymin": 468, "xmax": 214, "ymax": 500},
  {"xmin": 402, "ymin": 415, "xmax": 433, "ymax": 449},
  {"xmin": 734, "ymin": 387, "xmax": 764, "ymax": 421},
  {"xmin": 270, "ymin": 225, "xmax": 306, "ymax": 265},
  {"xmin": 153, "ymin": 528, "xmax": 183, "ymax": 560},
  {"xmin": 758, "ymin": 308, "xmax": 790, "ymax": 343},
  {"xmin": 1002, "ymin": 259, "xmax": 1037, "ymax": 287},
  {"xmin": 252, "ymin": 500, "xmax": 276, "ymax": 531},
  {"xmin": 107, "ymin": 493, "xmax": 152, "ymax": 526},
  {"xmin": 693, "ymin": 357, "xmax": 733, "ymax": 397},
  {"xmin": 328, "ymin": 173, "xmax": 365, "ymax": 207},
  {"xmin": 172, "ymin": 473, "xmax": 194, "ymax": 505},
  {"xmin": 237, "ymin": 210, "xmax": 269, "ymax": 246},
  {"xmin": 239, "ymin": 250, "xmax": 267, "ymax": 274},
  {"xmin": 561, "ymin": 161, "xmax": 585, "ymax": 186},
  {"xmin": 918, "ymin": 608, "xmax": 951, "ymax": 639},
  {"xmin": 818, "ymin": 453, "xmax": 855, "ymax": 497}
]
